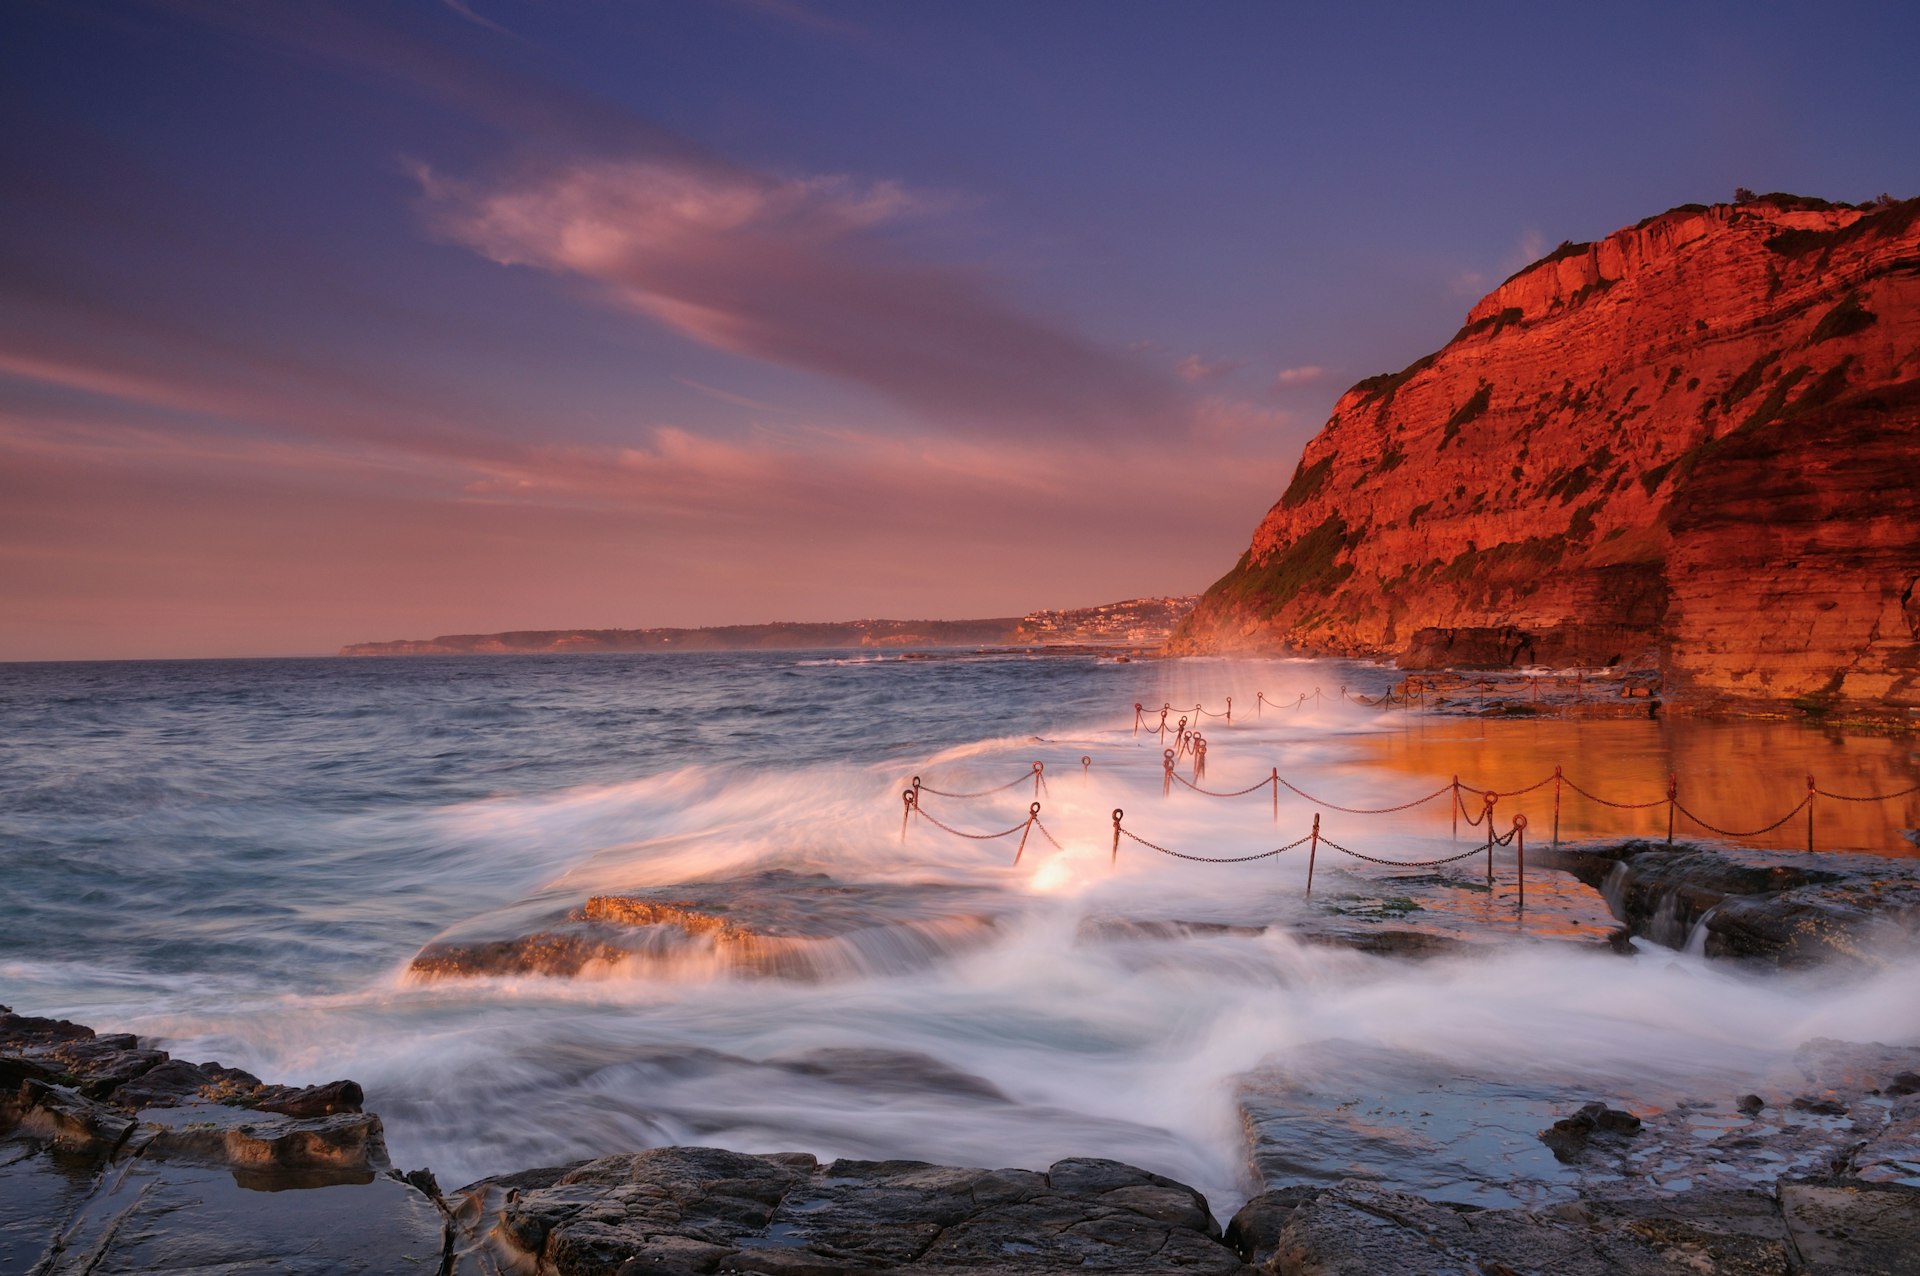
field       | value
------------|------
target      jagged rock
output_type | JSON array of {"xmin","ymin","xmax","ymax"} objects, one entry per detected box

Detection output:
[
  {"xmin": 1170, "ymin": 194, "xmax": 1920, "ymax": 717},
  {"xmin": 410, "ymin": 871, "xmax": 1003, "ymax": 982},
  {"xmin": 1269, "ymin": 1179, "xmax": 1798, "ymax": 1276},
  {"xmin": 1538, "ymin": 1101, "xmax": 1642, "ymax": 1163},
  {"xmin": 448, "ymin": 1147, "xmax": 1249, "ymax": 1274},
  {"xmin": 134, "ymin": 1103, "xmax": 390, "ymax": 1180},
  {"xmin": 1538, "ymin": 840, "xmax": 1920, "ymax": 963},
  {"xmin": 11, "ymin": 1082, "xmax": 135, "ymax": 1158},
  {"xmin": 1223, "ymin": 1185, "xmax": 1325, "ymax": 1268}
]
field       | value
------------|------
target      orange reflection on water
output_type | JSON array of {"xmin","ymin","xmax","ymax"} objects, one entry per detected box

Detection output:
[{"xmin": 1359, "ymin": 717, "xmax": 1920, "ymax": 856}]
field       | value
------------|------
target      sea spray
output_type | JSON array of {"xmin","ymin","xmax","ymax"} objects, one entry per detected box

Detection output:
[{"xmin": 3, "ymin": 652, "xmax": 1916, "ymax": 1213}]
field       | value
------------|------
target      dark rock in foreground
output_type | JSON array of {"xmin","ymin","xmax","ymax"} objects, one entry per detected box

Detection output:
[
  {"xmin": 449, "ymin": 1147, "xmax": 1249, "ymax": 1274},
  {"xmin": 1540, "ymin": 840, "xmax": 1920, "ymax": 963},
  {"xmin": 1238, "ymin": 1177, "xmax": 1920, "ymax": 1276},
  {"xmin": 1, "ymin": 1005, "xmax": 440, "ymax": 1275}
]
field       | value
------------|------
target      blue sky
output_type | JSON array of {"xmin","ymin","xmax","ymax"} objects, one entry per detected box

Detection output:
[{"xmin": 3, "ymin": 1, "xmax": 1916, "ymax": 657}]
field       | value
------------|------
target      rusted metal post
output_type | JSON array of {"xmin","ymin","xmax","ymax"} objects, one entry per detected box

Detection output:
[
  {"xmin": 901, "ymin": 789, "xmax": 916, "ymax": 843},
  {"xmin": 1306, "ymin": 813, "xmax": 1320, "ymax": 896},
  {"xmin": 1552, "ymin": 765, "xmax": 1563, "ymax": 848},
  {"xmin": 1226, "ymin": 696, "xmax": 1233, "ymax": 723},
  {"xmin": 1483, "ymin": 791, "xmax": 1498, "ymax": 886},
  {"xmin": 1666, "ymin": 772, "xmax": 1677, "ymax": 845},
  {"xmin": 1032, "ymin": 761, "xmax": 1045, "ymax": 798},
  {"xmin": 1256, "ymin": 690, "xmax": 1265, "ymax": 717},
  {"xmin": 1014, "ymin": 802, "xmax": 1039, "ymax": 865},
  {"xmin": 1163, "ymin": 749, "xmax": 1175, "ymax": 795},
  {"xmin": 1451, "ymin": 776, "xmax": 1461, "ymax": 841},
  {"xmin": 1513, "ymin": 813, "xmax": 1528, "ymax": 907},
  {"xmin": 1193, "ymin": 735, "xmax": 1206, "ymax": 780},
  {"xmin": 1111, "ymin": 808, "xmax": 1123, "ymax": 866},
  {"xmin": 1081, "ymin": 755, "xmax": 1091, "ymax": 777},
  {"xmin": 1133, "ymin": 703, "xmax": 1143, "ymax": 736},
  {"xmin": 1271, "ymin": 768, "xmax": 1279, "ymax": 824},
  {"xmin": 1806, "ymin": 774, "xmax": 1816, "ymax": 853}
]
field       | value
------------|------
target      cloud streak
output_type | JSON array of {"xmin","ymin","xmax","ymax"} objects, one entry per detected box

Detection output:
[{"xmin": 417, "ymin": 158, "xmax": 1181, "ymax": 437}]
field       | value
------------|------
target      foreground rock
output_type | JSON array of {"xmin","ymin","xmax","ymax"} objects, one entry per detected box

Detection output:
[
  {"xmin": 410, "ymin": 870, "xmax": 1003, "ymax": 981},
  {"xmin": 1540, "ymin": 839, "xmax": 1920, "ymax": 963},
  {"xmin": 0, "ymin": 1006, "xmax": 442, "ymax": 1275},
  {"xmin": 1232, "ymin": 1037, "xmax": 1920, "ymax": 1273},
  {"xmin": 449, "ymin": 1147, "xmax": 1249, "ymax": 1274}
]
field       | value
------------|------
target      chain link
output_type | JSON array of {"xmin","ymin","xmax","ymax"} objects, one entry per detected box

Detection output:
[
  {"xmin": 1673, "ymin": 793, "xmax": 1813, "ymax": 839},
  {"xmin": 1320, "ymin": 838, "xmax": 1491, "ymax": 868},
  {"xmin": 911, "ymin": 808, "xmax": 1032, "ymax": 841},
  {"xmin": 1171, "ymin": 771, "xmax": 1278, "ymax": 799},
  {"xmin": 915, "ymin": 772, "xmax": 1033, "ymax": 799},
  {"xmin": 1118, "ymin": 826, "xmax": 1313, "ymax": 863},
  {"xmin": 1278, "ymin": 775, "xmax": 1453, "ymax": 815},
  {"xmin": 1559, "ymin": 776, "xmax": 1669, "ymax": 810},
  {"xmin": 1815, "ymin": 780, "xmax": 1920, "ymax": 802}
]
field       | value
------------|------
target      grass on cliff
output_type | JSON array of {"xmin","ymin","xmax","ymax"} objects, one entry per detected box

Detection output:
[
  {"xmin": 1280, "ymin": 455, "xmax": 1334, "ymax": 510},
  {"xmin": 1809, "ymin": 292, "xmax": 1877, "ymax": 344},
  {"xmin": 1438, "ymin": 383, "xmax": 1493, "ymax": 450},
  {"xmin": 1204, "ymin": 514, "xmax": 1356, "ymax": 611}
]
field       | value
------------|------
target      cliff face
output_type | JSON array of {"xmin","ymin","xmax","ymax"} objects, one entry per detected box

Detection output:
[{"xmin": 1173, "ymin": 196, "xmax": 1920, "ymax": 711}]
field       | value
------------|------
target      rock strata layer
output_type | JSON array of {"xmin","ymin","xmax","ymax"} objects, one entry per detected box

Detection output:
[{"xmin": 1173, "ymin": 194, "xmax": 1920, "ymax": 715}]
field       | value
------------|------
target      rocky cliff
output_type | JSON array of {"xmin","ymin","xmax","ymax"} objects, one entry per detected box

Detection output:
[{"xmin": 1172, "ymin": 194, "xmax": 1920, "ymax": 713}]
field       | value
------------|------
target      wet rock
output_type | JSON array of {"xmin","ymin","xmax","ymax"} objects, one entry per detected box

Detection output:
[
  {"xmin": 411, "ymin": 871, "xmax": 1004, "ymax": 982},
  {"xmin": 1224, "ymin": 1185, "xmax": 1325, "ymax": 1268},
  {"xmin": 1269, "ymin": 1179, "xmax": 1796, "ymax": 1276},
  {"xmin": 449, "ymin": 1147, "xmax": 1250, "ymax": 1274},
  {"xmin": 29, "ymin": 1157, "xmax": 445, "ymax": 1276},
  {"xmin": 1739, "ymin": 1094, "xmax": 1768, "ymax": 1115},
  {"xmin": 1778, "ymin": 1182, "xmax": 1920, "ymax": 1275},
  {"xmin": 1538, "ymin": 1101, "xmax": 1642, "ymax": 1162},
  {"xmin": 1793, "ymin": 1095, "xmax": 1851, "ymax": 1116},
  {"xmin": 767, "ymin": 1047, "xmax": 1011, "ymax": 1104},
  {"xmin": 134, "ymin": 1103, "xmax": 390, "ymax": 1179},
  {"xmin": 256, "ymin": 1077, "xmax": 367, "ymax": 1118},
  {"xmin": 11, "ymin": 1082, "xmax": 136, "ymax": 1158},
  {"xmin": 1537, "ymin": 840, "xmax": 1920, "ymax": 963}
]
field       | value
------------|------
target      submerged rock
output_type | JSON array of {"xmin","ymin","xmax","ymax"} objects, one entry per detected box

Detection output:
[
  {"xmin": 1539, "ymin": 839, "xmax": 1920, "ymax": 963},
  {"xmin": 448, "ymin": 1146, "xmax": 1250, "ymax": 1275},
  {"xmin": 409, "ymin": 869, "xmax": 1004, "ymax": 981}
]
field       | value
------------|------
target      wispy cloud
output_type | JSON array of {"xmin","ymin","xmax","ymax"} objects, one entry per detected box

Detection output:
[
  {"xmin": 416, "ymin": 157, "xmax": 1181, "ymax": 436},
  {"xmin": 1176, "ymin": 354, "xmax": 1243, "ymax": 383},
  {"xmin": 1273, "ymin": 365, "xmax": 1326, "ymax": 388}
]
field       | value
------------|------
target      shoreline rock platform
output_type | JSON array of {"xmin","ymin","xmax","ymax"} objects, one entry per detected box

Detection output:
[{"xmin": 8, "ymin": 845, "xmax": 1920, "ymax": 1273}]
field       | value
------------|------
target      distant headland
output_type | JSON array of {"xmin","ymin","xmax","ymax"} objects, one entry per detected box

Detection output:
[{"xmin": 340, "ymin": 595, "xmax": 1199, "ymax": 656}]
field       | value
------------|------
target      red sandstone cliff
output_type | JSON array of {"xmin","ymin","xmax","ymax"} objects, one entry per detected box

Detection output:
[{"xmin": 1171, "ymin": 195, "xmax": 1920, "ymax": 712}]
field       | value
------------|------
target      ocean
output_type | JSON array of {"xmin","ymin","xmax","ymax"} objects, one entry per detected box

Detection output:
[{"xmin": 3, "ymin": 651, "xmax": 1917, "ymax": 1210}]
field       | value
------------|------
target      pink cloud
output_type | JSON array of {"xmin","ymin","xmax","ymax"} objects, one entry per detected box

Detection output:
[
  {"xmin": 1273, "ymin": 365, "xmax": 1327, "ymax": 388},
  {"xmin": 416, "ymin": 158, "xmax": 1181, "ymax": 436}
]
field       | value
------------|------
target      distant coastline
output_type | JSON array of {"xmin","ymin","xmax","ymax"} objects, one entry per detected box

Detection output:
[{"xmin": 339, "ymin": 595, "xmax": 1199, "ymax": 656}]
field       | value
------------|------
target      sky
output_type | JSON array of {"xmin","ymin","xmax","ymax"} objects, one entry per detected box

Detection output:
[{"xmin": 4, "ymin": 2, "xmax": 1918, "ymax": 660}]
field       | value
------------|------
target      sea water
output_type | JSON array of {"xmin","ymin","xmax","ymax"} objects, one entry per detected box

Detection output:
[{"xmin": 2, "ymin": 652, "xmax": 1916, "ymax": 1210}]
